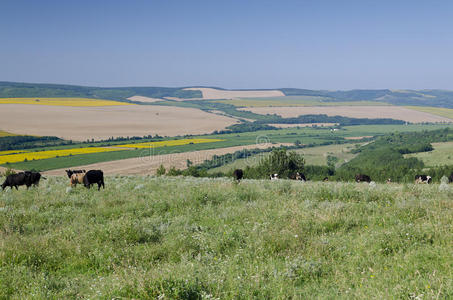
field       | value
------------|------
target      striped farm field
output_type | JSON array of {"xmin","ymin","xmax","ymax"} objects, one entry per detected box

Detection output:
[
  {"xmin": 0, "ymin": 97, "xmax": 132, "ymax": 107},
  {"xmin": 0, "ymin": 147, "xmax": 127, "ymax": 165},
  {"xmin": 113, "ymin": 138, "xmax": 225, "ymax": 149}
]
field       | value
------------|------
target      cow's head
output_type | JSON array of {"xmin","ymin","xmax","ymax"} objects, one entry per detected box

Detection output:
[{"xmin": 65, "ymin": 170, "xmax": 73, "ymax": 178}]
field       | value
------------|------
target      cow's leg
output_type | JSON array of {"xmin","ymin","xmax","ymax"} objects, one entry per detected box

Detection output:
[{"xmin": 15, "ymin": 185, "xmax": 18, "ymax": 190}]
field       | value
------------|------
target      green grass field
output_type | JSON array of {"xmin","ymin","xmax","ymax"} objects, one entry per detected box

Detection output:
[
  {"xmin": 208, "ymin": 143, "xmax": 360, "ymax": 174},
  {"xmin": 294, "ymin": 143, "xmax": 359, "ymax": 166},
  {"xmin": 1, "ymin": 177, "xmax": 452, "ymax": 298},
  {"xmin": 405, "ymin": 141, "xmax": 453, "ymax": 166}
]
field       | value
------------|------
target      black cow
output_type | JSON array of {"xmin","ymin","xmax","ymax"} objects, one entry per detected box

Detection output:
[
  {"xmin": 449, "ymin": 173, "xmax": 453, "ymax": 183},
  {"xmin": 24, "ymin": 171, "xmax": 45, "ymax": 186},
  {"xmin": 355, "ymin": 174, "xmax": 371, "ymax": 183},
  {"xmin": 83, "ymin": 170, "xmax": 105, "ymax": 190},
  {"xmin": 233, "ymin": 169, "xmax": 243, "ymax": 182},
  {"xmin": 415, "ymin": 174, "xmax": 432, "ymax": 184},
  {"xmin": 65, "ymin": 169, "xmax": 86, "ymax": 178},
  {"xmin": 1, "ymin": 171, "xmax": 44, "ymax": 190}
]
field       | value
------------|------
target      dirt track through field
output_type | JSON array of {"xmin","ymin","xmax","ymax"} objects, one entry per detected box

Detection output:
[
  {"xmin": 127, "ymin": 95, "xmax": 163, "ymax": 103},
  {"xmin": 240, "ymin": 106, "xmax": 453, "ymax": 123},
  {"xmin": 43, "ymin": 143, "xmax": 291, "ymax": 176},
  {"xmin": 0, "ymin": 104, "xmax": 238, "ymax": 141},
  {"xmin": 183, "ymin": 88, "xmax": 285, "ymax": 99}
]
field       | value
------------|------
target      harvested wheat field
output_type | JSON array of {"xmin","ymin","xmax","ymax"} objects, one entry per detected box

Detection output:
[
  {"xmin": 183, "ymin": 87, "xmax": 285, "ymax": 99},
  {"xmin": 43, "ymin": 143, "xmax": 291, "ymax": 175},
  {"xmin": 240, "ymin": 106, "xmax": 453, "ymax": 123},
  {"xmin": 0, "ymin": 104, "xmax": 238, "ymax": 141},
  {"xmin": 127, "ymin": 95, "xmax": 163, "ymax": 103},
  {"xmin": 0, "ymin": 97, "xmax": 130, "ymax": 106}
]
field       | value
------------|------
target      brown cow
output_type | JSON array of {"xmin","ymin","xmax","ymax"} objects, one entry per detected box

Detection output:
[{"xmin": 70, "ymin": 173, "xmax": 85, "ymax": 187}]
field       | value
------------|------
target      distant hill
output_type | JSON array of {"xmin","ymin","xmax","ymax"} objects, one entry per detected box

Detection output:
[
  {"xmin": 0, "ymin": 82, "xmax": 202, "ymax": 100},
  {"xmin": 279, "ymin": 88, "xmax": 453, "ymax": 108},
  {"xmin": 2, "ymin": 82, "xmax": 453, "ymax": 108}
]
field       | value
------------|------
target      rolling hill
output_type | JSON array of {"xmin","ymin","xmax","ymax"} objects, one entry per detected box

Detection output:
[{"xmin": 3, "ymin": 82, "xmax": 453, "ymax": 107}]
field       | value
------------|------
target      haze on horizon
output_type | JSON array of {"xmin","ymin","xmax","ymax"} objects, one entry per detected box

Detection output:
[{"xmin": 1, "ymin": 0, "xmax": 453, "ymax": 90}]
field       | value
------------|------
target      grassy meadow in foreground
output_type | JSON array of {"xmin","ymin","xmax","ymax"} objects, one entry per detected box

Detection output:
[{"xmin": 1, "ymin": 176, "xmax": 453, "ymax": 298}]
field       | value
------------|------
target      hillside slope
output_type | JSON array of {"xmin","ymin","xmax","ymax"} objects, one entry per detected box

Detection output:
[
  {"xmin": 1, "ymin": 177, "xmax": 452, "ymax": 298},
  {"xmin": 0, "ymin": 82, "xmax": 201, "ymax": 100}
]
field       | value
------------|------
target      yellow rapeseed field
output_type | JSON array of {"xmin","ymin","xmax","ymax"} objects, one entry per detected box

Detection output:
[
  {"xmin": 0, "ymin": 147, "xmax": 126, "ymax": 165},
  {"xmin": 0, "ymin": 98, "xmax": 133, "ymax": 107},
  {"xmin": 114, "ymin": 138, "xmax": 225, "ymax": 149},
  {"xmin": 0, "ymin": 138, "xmax": 223, "ymax": 165}
]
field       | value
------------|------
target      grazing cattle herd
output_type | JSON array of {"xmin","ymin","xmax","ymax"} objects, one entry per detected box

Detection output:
[
  {"xmin": 1, "ymin": 171, "xmax": 45, "ymax": 190},
  {"xmin": 2, "ymin": 169, "xmax": 104, "ymax": 191},
  {"xmin": 1, "ymin": 167, "xmax": 453, "ymax": 191},
  {"xmin": 233, "ymin": 169, "xmax": 453, "ymax": 185}
]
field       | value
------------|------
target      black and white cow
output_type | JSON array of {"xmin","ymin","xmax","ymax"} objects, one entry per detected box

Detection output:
[
  {"xmin": 415, "ymin": 174, "xmax": 432, "ymax": 184},
  {"xmin": 270, "ymin": 174, "xmax": 279, "ymax": 180}
]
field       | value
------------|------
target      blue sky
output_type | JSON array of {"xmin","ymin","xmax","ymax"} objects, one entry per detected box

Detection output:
[{"xmin": 1, "ymin": 0, "xmax": 453, "ymax": 89}]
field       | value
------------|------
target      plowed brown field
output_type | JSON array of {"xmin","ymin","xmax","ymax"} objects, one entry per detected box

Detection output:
[{"xmin": 239, "ymin": 106, "xmax": 453, "ymax": 123}]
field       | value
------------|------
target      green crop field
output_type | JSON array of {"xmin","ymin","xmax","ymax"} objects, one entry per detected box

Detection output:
[
  {"xmin": 1, "ymin": 177, "xmax": 452, "ymax": 298},
  {"xmin": 405, "ymin": 141, "xmax": 453, "ymax": 167},
  {"xmin": 294, "ymin": 143, "xmax": 360, "ymax": 166}
]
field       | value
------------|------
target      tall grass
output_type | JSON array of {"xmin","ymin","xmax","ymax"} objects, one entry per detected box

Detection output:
[{"xmin": 1, "ymin": 176, "xmax": 452, "ymax": 298}]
